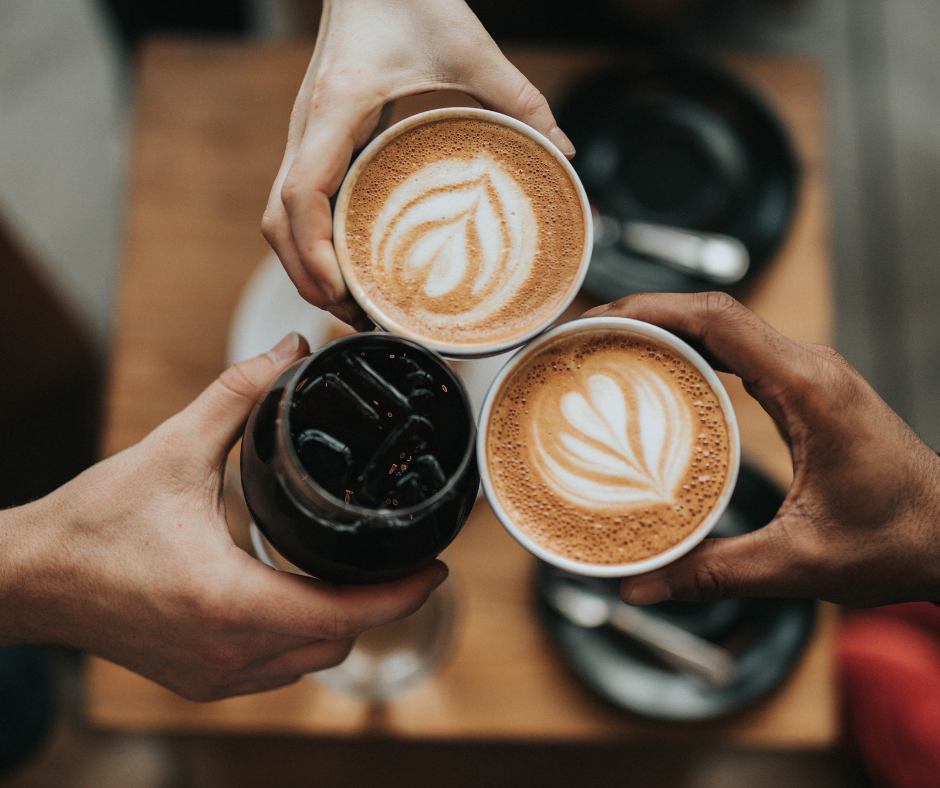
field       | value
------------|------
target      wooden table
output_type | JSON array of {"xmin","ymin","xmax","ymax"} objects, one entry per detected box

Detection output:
[{"xmin": 88, "ymin": 40, "xmax": 835, "ymax": 748}]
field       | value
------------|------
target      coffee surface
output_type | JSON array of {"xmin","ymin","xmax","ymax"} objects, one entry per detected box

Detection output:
[
  {"xmin": 486, "ymin": 330, "xmax": 731, "ymax": 564},
  {"xmin": 343, "ymin": 118, "xmax": 585, "ymax": 348}
]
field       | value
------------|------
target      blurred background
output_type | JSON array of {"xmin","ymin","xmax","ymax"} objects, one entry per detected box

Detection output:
[{"xmin": 0, "ymin": 0, "xmax": 938, "ymax": 785}]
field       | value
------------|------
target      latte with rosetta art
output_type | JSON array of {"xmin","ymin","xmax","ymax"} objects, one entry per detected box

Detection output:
[
  {"xmin": 342, "ymin": 117, "xmax": 586, "ymax": 350},
  {"xmin": 486, "ymin": 331, "xmax": 731, "ymax": 564}
]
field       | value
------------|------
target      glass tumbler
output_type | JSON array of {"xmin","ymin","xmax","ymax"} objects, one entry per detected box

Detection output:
[{"xmin": 240, "ymin": 332, "xmax": 479, "ymax": 585}]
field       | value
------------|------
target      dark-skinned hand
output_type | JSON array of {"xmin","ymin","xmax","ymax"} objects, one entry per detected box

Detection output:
[{"xmin": 583, "ymin": 292, "xmax": 940, "ymax": 608}]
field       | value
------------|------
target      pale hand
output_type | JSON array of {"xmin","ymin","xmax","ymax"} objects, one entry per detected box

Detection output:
[
  {"xmin": 262, "ymin": 0, "xmax": 574, "ymax": 327},
  {"xmin": 0, "ymin": 334, "xmax": 447, "ymax": 701}
]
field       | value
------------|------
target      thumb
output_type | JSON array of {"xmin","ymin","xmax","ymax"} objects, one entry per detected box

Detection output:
[
  {"xmin": 619, "ymin": 523, "xmax": 801, "ymax": 605},
  {"xmin": 176, "ymin": 333, "xmax": 310, "ymax": 467},
  {"xmin": 465, "ymin": 45, "xmax": 575, "ymax": 158},
  {"xmin": 585, "ymin": 292, "xmax": 812, "ymax": 439}
]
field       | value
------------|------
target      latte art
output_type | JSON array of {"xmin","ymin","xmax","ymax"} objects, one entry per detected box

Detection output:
[
  {"xmin": 486, "ymin": 329, "xmax": 733, "ymax": 565},
  {"xmin": 372, "ymin": 156, "xmax": 537, "ymax": 324},
  {"xmin": 537, "ymin": 367, "xmax": 695, "ymax": 508},
  {"xmin": 339, "ymin": 115, "xmax": 588, "ymax": 352}
]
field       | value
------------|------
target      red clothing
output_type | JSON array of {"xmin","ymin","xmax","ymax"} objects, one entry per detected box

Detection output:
[{"xmin": 839, "ymin": 603, "xmax": 940, "ymax": 788}]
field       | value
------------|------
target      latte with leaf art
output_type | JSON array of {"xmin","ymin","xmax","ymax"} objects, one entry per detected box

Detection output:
[
  {"xmin": 486, "ymin": 328, "xmax": 733, "ymax": 565},
  {"xmin": 335, "ymin": 110, "xmax": 589, "ymax": 355}
]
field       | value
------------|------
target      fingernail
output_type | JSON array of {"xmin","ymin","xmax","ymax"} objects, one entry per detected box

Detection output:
[
  {"xmin": 430, "ymin": 566, "xmax": 449, "ymax": 592},
  {"xmin": 548, "ymin": 126, "xmax": 576, "ymax": 158},
  {"xmin": 269, "ymin": 332, "xmax": 302, "ymax": 363},
  {"xmin": 584, "ymin": 302, "xmax": 613, "ymax": 317},
  {"xmin": 624, "ymin": 579, "xmax": 670, "ymax": 606}
]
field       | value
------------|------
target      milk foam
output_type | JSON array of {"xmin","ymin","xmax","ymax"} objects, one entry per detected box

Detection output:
[
  {"xmin": 487, "ymin": 332, "xmax": 731, "ymax": 565},
  {"xmin": 371, "ymin": 155, "xmax": 538, "ymax": 325},
  {"xmin": 343, "ymin": 118, "xmax": 586, "ymax": 348},
  {"xmin": 536, "ymin": 366, "xmax": 695, "ymax": 508}
]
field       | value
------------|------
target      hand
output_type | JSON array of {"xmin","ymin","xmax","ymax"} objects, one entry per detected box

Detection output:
[
  {"xmin": 0, "ymin": 333, "xmax": 448, "ymax": 701},
  {"xmin": 583, "ymin": 292, "xmax": 940, "ymax": 608},
  {"xmin": 261, "ymin": 0, "xmax": 575, "ymax": 327}
]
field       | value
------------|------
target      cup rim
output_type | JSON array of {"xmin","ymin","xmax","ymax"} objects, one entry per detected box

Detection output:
[
  {"xmin": 476, "ymin": 316, "xmax": 741, "ymax": 577},
  {"xmin": 277, "ymin": 332, "xmax": 477, "ymax": 518},
  {"xmin": 332, "ymin": 106, "xmax": 594, "ymax": 358}
]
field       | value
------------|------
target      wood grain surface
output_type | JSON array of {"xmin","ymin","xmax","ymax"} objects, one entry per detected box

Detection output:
[{"xmin": 88, "ymin": 40, "xmax": 836, "ymax": 747}]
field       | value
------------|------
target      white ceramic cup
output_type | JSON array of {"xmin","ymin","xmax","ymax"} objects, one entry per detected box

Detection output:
[
  {"xmin": 476, "ymin": 316, "xmax": 741, "ymax": 577},
  {"xmin": 333, "ymin": 107, "xmax": 593, "ymax": 358}
]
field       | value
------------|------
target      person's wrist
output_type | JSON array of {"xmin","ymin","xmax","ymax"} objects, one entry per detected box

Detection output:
[{"xmin": 0, "ymin": 494, "xmax": 65, "ymax": 646}]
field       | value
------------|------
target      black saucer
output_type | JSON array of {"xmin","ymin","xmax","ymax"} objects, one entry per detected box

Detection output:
[
  {"xmin": 536, "ymin": 462, "xmax": 816, "ymax": 722},
  {"xmin": 557, "ymin": 54, "xmax": 799, "ymax": 300}
]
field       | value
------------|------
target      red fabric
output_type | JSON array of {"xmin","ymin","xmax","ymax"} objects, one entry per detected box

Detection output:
[{"xmin": 839, "ymin": 603, "xmax": 940, "ymax": 788}]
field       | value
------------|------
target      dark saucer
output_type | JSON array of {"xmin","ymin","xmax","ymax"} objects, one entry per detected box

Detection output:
[
  {"xmin": 557, "ymin": 53, "xmax": 799, "ymax": 300},
  {"xmin": 536, "ymin": 462, "xmax": 817, "ymax": 722}
]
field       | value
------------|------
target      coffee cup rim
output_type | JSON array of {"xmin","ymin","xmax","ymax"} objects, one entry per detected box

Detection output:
[
  {"xmin": 332, "ymin": 107, "xmax": 594, "ymax": 358},
  {"xmin": 476, "ymin": 316, "xmax": 741, "ymax": 577}
]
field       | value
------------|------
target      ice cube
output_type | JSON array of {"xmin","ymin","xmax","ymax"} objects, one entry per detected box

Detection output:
[
  {"xmin": 356, "ymin": 415, "xmax": 435, "ymax": 507},
  {"xmin": 412, "ymin": 454, "xmax": 447, "ymax": 490},
  {"xmin": 295, "ymin": 374, "xmax": 379, "ymax": 422},
  {"xmin": 400, "ymin": 356, "xmax": 436, "ymax": 391},
  {"xmin": 394, "ymin": 471, "xmax": 427, "ymax": 506},
  {"xmin": 295, "ymin": 429, "xmax": 354, "ymax": 494},
  {"xmin": 339, "ymin": 352, "xmax": 412, "ymax": 414},
  {"xmin": 407, "ymin": 388, "xmax": 435, "ymax": 412}
]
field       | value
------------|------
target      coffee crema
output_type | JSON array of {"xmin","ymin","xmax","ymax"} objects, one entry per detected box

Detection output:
[
  {"xmin": 486, "ymin": 331, "xmax": 731, "ymax": 564},
  {"xmin": 341, "ymin": 117, "xmax": 586, "ymax": 350}
]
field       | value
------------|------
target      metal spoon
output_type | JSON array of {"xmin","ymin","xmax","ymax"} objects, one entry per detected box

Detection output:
[
  {"xmin": 593, "ymin": 213, "xmax": 750, "ymax": 286},
  {"xmin": 545, "ymin": 580, "xmax": 738, "ymax": 688}
]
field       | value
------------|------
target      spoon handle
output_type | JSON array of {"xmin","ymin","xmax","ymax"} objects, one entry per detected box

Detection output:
[
  {"xmin": 621, "ymin": 221, "xmax": 750, "ymax": 285},
  {"xmin": 609, "ymin": 603, "xmax": 738, "ymax": 688}
]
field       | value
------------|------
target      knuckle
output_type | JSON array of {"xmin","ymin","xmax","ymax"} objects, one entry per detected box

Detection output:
[
  {"xmin": 322, "ymin": 609, "xmax": 358, "ymax": 641},
  {"xmin": 217, "ymin": 361, "xmax": 262, "ymax": 407},
  {"xmin": 700, "ymin": 290, "xmax": 742, "ymax": 322},
  {"xmin": 514, "ymin": 81, "xmax": 548, "ymax": 122},
  {"xmin": 320, "ymin": 639, "xmax": 355, "ymax": 670},
  {"xmin": 280, "ymin": 173, "xmax": 304, "ymax": 214},
  {"xmin": 308, "ymin": 73, "xmax": 347, "ymax": 105},
  {"xmin": 686, "ymin": 291, "xmax": 751, "ymax": 348},
  {"xmin": 260, "ymin": 209, "xmax": 278, "ymax": 245},
  {"xmin": 296, "ymin": 280, "xmax": 332, "ymax": 310},
  {"xmin": 690, "ymin": 561, "xmax": 732, "ymax": 603},
  {"xmin": 785, "ymin": 356, "xmax": 837, "ymax": 416},
  {"xmin": 178, "ymin": 580, "xmax": 239, "ymax": 633}
]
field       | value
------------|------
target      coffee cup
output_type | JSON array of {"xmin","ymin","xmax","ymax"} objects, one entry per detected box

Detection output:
[
  {"xmin": 333, "ymin": 107, "xmax": 593, "ymax": 358},
  {"xmin": 477, "ymin": 316, "xmax": 740, "ymax": 577}
]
